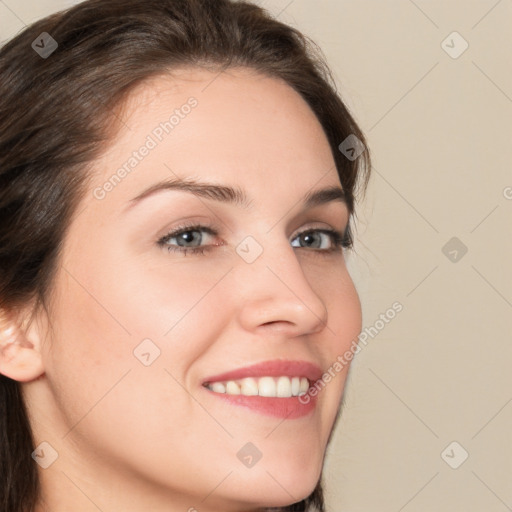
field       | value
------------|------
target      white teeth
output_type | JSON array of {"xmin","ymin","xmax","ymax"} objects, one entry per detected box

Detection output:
[
  {"xmin": 225, "ymin": 381, "xmax": 240, "ymax": 395},
  {"xmin": 276, "ymin": 376, "xmax": 291, "ymax": 397},
  {"xmin": 240, "ymin": 377, "xmax": 259, "ymax": 396},
  {"xmin": 258, "ymin": 376, "xmax": 276, "ymax": 397},
  {"xmin": 299, "ymin": 377, "xmax": 309, "ymax": 394},
  {"xmin": 291, "ymin": 376, "xmax": 300, "ymax": 396},
  {"xmin": 211, "ymin": 382, "xmax": 226, "ymax": 393},
  {"xmin": 206, "ymin": 376, "xmax": 311, "ymax": 398}
]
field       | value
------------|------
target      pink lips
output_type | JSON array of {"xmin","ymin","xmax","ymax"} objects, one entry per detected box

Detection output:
[
  {"xmin": 202, "ymin": 359, "xmax": 323, "ymax": 386},
  {"xmin": 201, "ymin": 359, "xmax": 324, "ymax": 420}
]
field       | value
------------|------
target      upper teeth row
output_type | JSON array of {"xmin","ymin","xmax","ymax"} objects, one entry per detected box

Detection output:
[{"xmin": 205, "ymin": 376, "xmax": 310, "ymax": 398}]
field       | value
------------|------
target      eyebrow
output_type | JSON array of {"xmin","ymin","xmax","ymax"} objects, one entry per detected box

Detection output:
[{"xmin": 124, "ymin": 177, "xmax": 347, "ymax": 213}]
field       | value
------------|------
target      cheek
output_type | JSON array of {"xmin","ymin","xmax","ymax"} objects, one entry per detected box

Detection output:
[
  {"xmin": 42, "ymin": 268, "xmax": 208, "ymax": 471},
  {"xmin": 303, "ymin": 256, "xmax": 362, "ymax": 345},
  {"xmin": 306, "ymin": 262, "xmax": 362, "ymax": 431},
  {"xmin": 329, "ymin": 268, "xmax": 362, "ymax": 379},
  {"xmin": 44, "ymin": 250, "xmax": 226, "ymax": 416},
  {"xmin": 337, "ymin": 271, "xmax": 363, "ymax": 344},
  {"xmin": 40, "ymin": 273, "xmax": 135, "ymax": 431}
]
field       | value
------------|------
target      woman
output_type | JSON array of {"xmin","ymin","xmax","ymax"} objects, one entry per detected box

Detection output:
[{"xmin": 0, "ymin": 0, "xmax": 371, "ymax": 510}]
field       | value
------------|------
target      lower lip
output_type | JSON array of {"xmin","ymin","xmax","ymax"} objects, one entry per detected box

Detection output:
[{"xmin": 202, "ymin": 386, "xmax": 318, "ymax": 419}]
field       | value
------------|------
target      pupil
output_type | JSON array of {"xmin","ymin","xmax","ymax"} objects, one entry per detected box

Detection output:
[
  {"xmin": 302, "ymin": 232, "xmax": 320, "ymax": 248},
  {"xmin": 303, "ymin": 233, "xmax": 314, "ymax": 246},
  {"xmin": 180, "ymin": 231, "xmax": 198, "ymax": 246}
]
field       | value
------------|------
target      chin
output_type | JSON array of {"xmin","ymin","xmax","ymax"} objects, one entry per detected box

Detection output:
[{"xmin": 228, "ymin": 462, "xmax": 322, "ymax": 510}]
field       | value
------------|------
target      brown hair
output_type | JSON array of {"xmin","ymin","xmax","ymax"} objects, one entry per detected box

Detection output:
[{"xmin": 0, "ymin": 0, "xmax": 371, "ymax": 510}]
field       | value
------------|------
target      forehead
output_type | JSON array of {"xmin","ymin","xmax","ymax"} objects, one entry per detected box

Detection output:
[{"xmin": 84, "ymin": 66, "xmax": 340, "ymax": 213}]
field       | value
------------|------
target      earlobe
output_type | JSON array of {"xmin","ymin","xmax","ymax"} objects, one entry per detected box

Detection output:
[{"xmin": 0, "ymin": 309, "xmax": 45, "ymax": 382}]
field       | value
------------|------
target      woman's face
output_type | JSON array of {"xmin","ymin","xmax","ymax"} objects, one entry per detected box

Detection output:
[{"xmin": 25, "ymin": 67, "xmax": 362, "ymax": 511}]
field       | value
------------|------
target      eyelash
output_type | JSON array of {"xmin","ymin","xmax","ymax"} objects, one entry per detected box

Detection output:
[{"xmin": 157, "ymin": 222, "xmax": 352, "ymax": 257}]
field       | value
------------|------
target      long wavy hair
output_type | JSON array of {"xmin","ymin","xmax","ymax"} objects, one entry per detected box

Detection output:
[{"xmin": 0, "ymin": 0, "xmax": 371, "ymax": 510}]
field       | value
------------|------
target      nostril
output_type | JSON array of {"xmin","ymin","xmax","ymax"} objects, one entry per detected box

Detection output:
[{"xmin": 261, "ymin": 320, "xmax": 295, "ymax": 332}]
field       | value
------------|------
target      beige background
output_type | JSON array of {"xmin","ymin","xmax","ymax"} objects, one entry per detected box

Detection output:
[{"xmin": 1, "ymin": 1, "xmax": 511, "ymax": 511}]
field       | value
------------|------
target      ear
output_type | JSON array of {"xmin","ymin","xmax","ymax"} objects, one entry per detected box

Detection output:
[{"xmin": 0, "ymin": 308, "xmax": 45, "ymax": 382}]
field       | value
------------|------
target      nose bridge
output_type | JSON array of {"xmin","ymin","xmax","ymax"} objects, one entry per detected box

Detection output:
[{"xmin": 234, "ymin": 233, "xmax": 328, "ymax": 335}]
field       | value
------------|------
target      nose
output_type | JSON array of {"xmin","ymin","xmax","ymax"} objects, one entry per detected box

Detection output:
[{"xmin": 235, "ymin": 238, "xmax": 329, "ymax": 337}]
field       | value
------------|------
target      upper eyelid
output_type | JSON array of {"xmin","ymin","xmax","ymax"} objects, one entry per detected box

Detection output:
[{"xmin": 161, "ymin": 222, "xmax": 345, "ymax": 238}]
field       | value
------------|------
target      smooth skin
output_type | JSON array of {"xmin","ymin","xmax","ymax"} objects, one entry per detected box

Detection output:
[{"xmin": 1, "ymin": 67, "xmax": 362, "ymax": 512}]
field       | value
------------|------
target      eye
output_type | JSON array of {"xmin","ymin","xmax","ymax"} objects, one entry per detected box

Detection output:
[
  {"xmin": 157, "ymin": 223, "xmax": 219, "ymax": 256},
  {"xmin": 290, "ymin": 228, "xmax": 348, "ymax": 252},
  {"xmin": 157, "ymin": 223, "xmax": 351, "ymax": 257}
]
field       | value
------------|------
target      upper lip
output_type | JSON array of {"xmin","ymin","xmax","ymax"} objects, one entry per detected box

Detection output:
[{"xmin": 201, "ymin": 359, "xmax": 323, "ymax": 386}]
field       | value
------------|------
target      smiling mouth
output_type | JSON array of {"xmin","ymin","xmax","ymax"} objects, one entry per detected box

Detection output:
[{"xmin": 203, "ymin": 375, "xmax": 311, "ymax": 398}]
